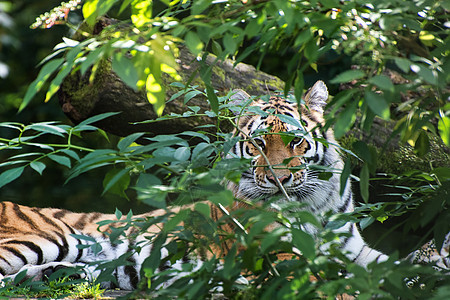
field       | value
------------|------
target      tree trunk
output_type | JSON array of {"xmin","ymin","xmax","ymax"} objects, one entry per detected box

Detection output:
[{"xmin": 57, "ymin": 19, "xmax": 284, "ymax": 138}]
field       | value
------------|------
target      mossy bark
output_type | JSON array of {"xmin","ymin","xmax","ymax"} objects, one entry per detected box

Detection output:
[
  {"xmin": 58, "ymin": 18, "xmax": 449, "ymax": 174},
  {"xmin": 58, "ymin": 19, "xmax": 284, "ymax": 138}
]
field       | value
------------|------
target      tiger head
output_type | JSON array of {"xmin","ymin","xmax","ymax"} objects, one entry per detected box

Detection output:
[{"xmin": 227, "ymin": 81, "xmax": 345, "ymax": 210}]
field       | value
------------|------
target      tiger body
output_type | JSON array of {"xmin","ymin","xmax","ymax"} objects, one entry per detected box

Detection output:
[
  {"xmin": 0, "ymin": 202, "xmax": 169, "ymax": 289},
  {"xmin": 2, "ymin": 81, "xmax": 447, "ymax": 290}
]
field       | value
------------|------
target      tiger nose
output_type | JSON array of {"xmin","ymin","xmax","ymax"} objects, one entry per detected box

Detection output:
[{"xmin": 267, "ymin": 174, "xmax": 291, "ymax": 185}]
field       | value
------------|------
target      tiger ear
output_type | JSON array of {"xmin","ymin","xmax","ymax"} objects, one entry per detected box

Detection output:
[
  {"xmin": 229, "ymin": 89, "xmax": 251, "ymax": 103},
  {"xmin": 228, "ymin": 89, "xmax": 252, "ymax": 115},
  {"xmin": 304, "ymin": 80, "xmax": 328, "ymax": 113}
]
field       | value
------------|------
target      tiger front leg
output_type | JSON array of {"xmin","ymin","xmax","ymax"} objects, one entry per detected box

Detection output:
[{"xmin": 0, "ymin": 261, "xmax": 87, "ymax": 285}]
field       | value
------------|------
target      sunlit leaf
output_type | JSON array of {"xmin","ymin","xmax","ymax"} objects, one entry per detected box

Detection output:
[
  {"xmin": 438, "ymin": 114, "xmax": 450, "ymax": 147},
  {"xmin": 20, "ymin": 58, "xmax": 65, "ymax": 111},
  {"xmin": 112, "ymin": 53, "xmax": 139, "ymax": 90},
  {"xmin": 146, "ymin": 72, "xmax": 165, "ymax": 116},
  {"xmin": 131, "ymin": 0, "xmax": 152, "ymax": 28},
  {"xmin": 117, "ymin": 132, "xmax": 145, "ymax": 152},
  {"xmin": 185, "ymin": 31, "xmax": 203, "ymax": 56}
]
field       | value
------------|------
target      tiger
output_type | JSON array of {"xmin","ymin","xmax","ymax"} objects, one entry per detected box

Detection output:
[
  {"xmin": 225, "ymin": 80, "xmax": 388, "ymax": 266},
  {"xmin": 0, "ymin": 80, "xmax": 446, "ymax": 291}
]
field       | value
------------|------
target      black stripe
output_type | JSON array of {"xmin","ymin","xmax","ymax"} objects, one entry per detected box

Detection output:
[
  {"xmin": 337, "ymin": 191, "xmax": 353, "ymax": 213},
  {"xmin": 125, "ymin": 243, "xmax": 139, "ymax": 289},
  {"xmin": 53, "ymin": 209, "xmax": 68, "ymax": 219},
  {"xmin": 239, "ymin": 140, "xmax": 245, "ymax": 157},
  {"xmin": 3, "ymin": 246, "xmax": 28, "ymax": 265},
  {"xmin": 74, "ymin": 214, "xmax": 88, "ymax": 229},
  {"xmin": 13, "ymin": 203, "xmax": 38, "ymax": 229},
  {"xmin": 124, "ymin": 264, "xmax": 139, "ymax": 289},
  {"xmin": 33, "ymin": 208, "xmax": 64, "ymax": 233},
  {"xmin": 341, "ymin": 223, "xmax": 354, "ymax": 247},
  {"xmin": 88, "ymin": 212, "xmax": 103, "ymax": 223},
  {"xmin": 0, "ymin": 256, "xmax": 11, "ymax": 268},
  {"xmin": 64, "ymin": 221, "xmax": 84, "ymax": 262},
  {"xmin": 0, "ymin": 202, "xmax": 6, "ymax": 225},
  {"xmin": 5, "ymin": 241, "xmax": 44, "ymax": 265},
  {"xmin": 352, "ymin": 244, "xmax": 367, "ymax": 262},
  {"xmin": 54, "ymin": 232, "xmax": 69, "ymax": 262},
  {"xmin": 375, "ymin": 254, "xmax": 383, "ymax": 262}
]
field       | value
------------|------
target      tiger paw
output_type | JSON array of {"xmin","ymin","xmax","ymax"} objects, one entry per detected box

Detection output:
[{"xmin": 6, "ymin": 262, "xmax": 82, "ymax": 284}]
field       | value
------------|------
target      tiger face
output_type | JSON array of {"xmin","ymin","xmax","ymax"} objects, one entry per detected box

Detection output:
[{"xmin": 227, "ymin": 81, "xmax": 344, "ymax": 210}]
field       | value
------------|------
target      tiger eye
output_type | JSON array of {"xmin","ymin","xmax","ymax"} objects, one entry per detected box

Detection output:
[
  {"xmin": 254, "ymin": 138, "xmax": 265, "ymax": 148},
  {"xmin": 291, "ymin": 136, "xmax": 303, "ymax": 144}
]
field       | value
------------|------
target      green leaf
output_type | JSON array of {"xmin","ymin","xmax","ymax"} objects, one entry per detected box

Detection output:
[
  {"xmin": 183, "ymin": 90, "xmax": 203, "ymax": 104},
  {"xmin": 45, "ymin": 61, "xmax": 75, "ymax": 102},
  {"xmin": 146, "ymin": 73, "xmax": 165, "ymax": 116},
  {"xmin": 81, "ymin": 47, "xmax": 104, "ymax": 75},
  {"xmin": 334, "ymin": 101, "xmax": 357, "ymax": 139},
  {"xmin": 368, "ymin": 75, "xmax": 394, "ymax": 92},
  {"xmin": 185, "ymin": 31, "xmax": 204, "ymax": 56},
  {"xmin": 394, "ymin": 57, "xmax": 411, "ymax": 73},
  {"xmin": 340, "ymin": 157, "xmax": 352, "ymax": 196},
  {"xmin": 20, "ymin": 58, "xmax": 65, "ymax": 111},
  {"xmin": 115, "ymin": 208, "xmax": 123, "ymax": 220},
  {"xmin": 82, "ymin": 0, "xmax": 99, "ymax": 26},
  {"xmin": 76, "ymin": 112, "xmax": 120, "ymax": 128},
  {"xmin": 294, "ymin": 71, "xmax": 304, "ymax": 105},
  {"xmin": 364, "ymin": 90, "xmax": 390, "ymax": 120},
  {"xmin": 112, "ymin": 53, "xmax": 139, "ymax": 90},
  {"xmin": 276, "ymin": 114, "xmax": 303, "ymax": 129},
  {"xmin": 410, "ymin": 64, "xmax": 438, "ymax": 85},
  {"xmin": 223, "ymin": 33, "xmax": 237, "ymax": 55},
  {"xmin": 0, "ymin": 167, "xmax": 25, "ymax": 189},
  {"xmin": 60, "ymin": 149, "xmax": 80, "ymax": 161},
  {"xmin": 206, "ymin": 85, "xmax": 218, "ymax": 114},
  {"xmin": 30, "ymin": 161, "xmax": 46, "ymax": 175},
  {"xmin": 102, "ymin": 168, "xmax": 131, "ymax": 198},
  {"xmin": 174, "ymin": 146, "xmax": 191, "ymax": 161},
  {"xmin": 291, "ymin": 228, "xmax": 316, "ymax": 260},
  {"xmin": 27, "ymin": 123, "xmax": 67, "ymax": 137},
  {"xmin": 438, "ymin": 114, "xmax": 450, "ymax": 147},
  {"xmin": 195, "ymin": 202, "xmax": 210, "ymax": 218},
  {"xmin": 48, "ymin": 154, "xmax": 71, "ymax": 168},
  {"xmin": 164, "ymin": 209, "xmax": 189, "ymax": 232},
  {"xmin": 360, "ymin": 164, "xmax": 370, "ymax": 203},
  {"xmin": 191, "ymin": 0, "xmax": 212, "ymax": 15},
  {"xmin": 117, "ymin": 132, "xmax": 145, "ymax": 152},
  {"xmin": 83, "ymin": 0, "xmax": 117, "ymax": 26},
  {"xmin": 330, "ymin": 70, "xmax": 365, "ymax": 84},
  {"xmin": 245, "ymin": 19, "xmax": 260, "ymax": 38},
  {"xmin": 414, "ymin": 130, "xmax": 430, "ymax": 157},
  {"xmin": 294, "ymin": 29, "xmax": 312, "ymax": 47}
]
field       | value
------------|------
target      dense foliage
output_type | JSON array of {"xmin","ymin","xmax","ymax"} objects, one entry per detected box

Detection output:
[{"xmin": 1, "ymin": 0, "xmax": 449, "ymax": 298}]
